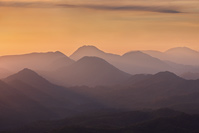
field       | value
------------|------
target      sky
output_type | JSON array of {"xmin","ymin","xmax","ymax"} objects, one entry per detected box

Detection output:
[{"xmin": 0, "ymin": 0, "xmax": 199, "ymax": 56}]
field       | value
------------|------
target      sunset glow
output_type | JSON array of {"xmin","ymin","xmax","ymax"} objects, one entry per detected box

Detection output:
[{"xmin": 0, "ymin": 0, "xmax": 198, "ymax": 55}]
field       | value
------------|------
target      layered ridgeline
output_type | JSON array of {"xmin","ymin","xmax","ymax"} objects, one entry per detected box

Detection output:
[
  {"xmin": 1, "ymin": 69, "xmax": 199, "ymax": 132},
  {"xmin": 70, "ymin": 45, "xmax": 199, "ymax": 76},
  {"xmin": 7, "ymin": 109, "xmax": 199, "ymax": 133},
  {"xmin": 0, "ymin": 51, "xmax": 74, "ymax": 79},
  {"xmin": 0, "ymin": 46, "xmax": 198, "ymax": 83},
  {"xmin": 47, "ymin": 56, "xmax": 131, "ymax": 87},
  {"xmin": 0, "ymin": 69, "xmax": 102, "ymax": 130},
  {"xmin": 143, "ymin": 47, "xmax": 199, "ymax": 66},
  {"xmin": 70, "ymin": 71, "xmax": 199, "ymax": 114}
]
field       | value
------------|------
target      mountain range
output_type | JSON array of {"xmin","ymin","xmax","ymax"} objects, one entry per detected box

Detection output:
[
  {"xmin": 46, "ymin": 56, "xmax": 131, "ymax": 87},
  {"xmin": 0, "ymin": 51, "xmax": 74, "ymax": 79},
  {"xmin": 69, "ymin": 71, "xmax": 199, "ymax": 113},
  {"xmin": 0, "ymin": 69, "xmax": 102, "ymax": 130},
  {"xmin": 143, "ymin": 47, "xmax": 199, "ymax": 66},
  {"xmin": 7, "ymin": 109, "xmax": 199, "ymax": 133},
  {"xmin": 0, "ymin": 45, "xmax": 198, "ymax": 86},
  {"xmin": 1, "ymin": 68, "xmax": 199, "ymax": 132},
  {"xmin": 69, "ymin": 45, "xmax": 199, "ymax": 77},
  {"xmin": 0, "ymin": 45, "xmax": 199, "ymax": 132}
]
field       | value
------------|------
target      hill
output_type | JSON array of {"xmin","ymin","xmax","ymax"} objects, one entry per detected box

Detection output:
[
  {"xmin": 0, "ymin": 51, "xmax": 74, "ymax": 78},
  {"xmin": 50, "ymin": 56, "xmax": 131, "ymax": 87}
]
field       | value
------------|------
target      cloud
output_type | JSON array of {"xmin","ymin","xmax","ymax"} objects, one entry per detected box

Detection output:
[
  {"xmin": 59, "ymin": 4, "xmax": 181, "ymax": 13},
  {"xmin": 0, "ymin": 1, "xmax": 181, "ymax": 13}
]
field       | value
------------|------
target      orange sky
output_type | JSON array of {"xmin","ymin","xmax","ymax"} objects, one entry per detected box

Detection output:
[{"xmin": 0, "ymin": 0, "xmax": 199, "ymax": 56}]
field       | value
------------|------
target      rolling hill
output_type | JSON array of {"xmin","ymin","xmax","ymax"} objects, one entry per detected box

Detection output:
[{"xmin": 50, "ymin": 56, "xmax": 131, "ymax": 87}]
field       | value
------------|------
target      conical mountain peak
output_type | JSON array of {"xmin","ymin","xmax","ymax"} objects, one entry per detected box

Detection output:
[
  {"xmin": 166, "ymin": 47, "xmax": 199, "ymax": 54},
  {"xmin": 70, "ymin": 45, "xmax": 105, "ymax": 60},
  {"xmin": 153, "ymin": 71, "xmax": 182, "ymax": 80},
  {"xmin": 4, "ymin": 68, "xmax": 50, "ymax": 86},
  {"xmin": 9, "ymin": 68, "xmax": 40, "ymax": 78}
]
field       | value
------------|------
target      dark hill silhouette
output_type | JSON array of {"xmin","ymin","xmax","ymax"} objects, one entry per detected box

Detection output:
[
  {"xmin": 4, "ymin": 68, "xmax": 101, "ymax": 111},
  {"xmin": 147, "ymin": 71, "xmax": 184, "ymax": 83},
  {"xmin": 6, "ymin": 109, "xmax": 199, "ymax": 133},
  {"xmin": 1, "ymin": 70, "xmax": 199, "ymax": 131},
  {"xmin": 50, "ymin": 56, "xmax": 131, "ymax": 87},
  {"xmin": 120, "ymin": 71, "xmax": 185, "ymax": 87},
  {"xmin": 0, "ymin": 80, "xmax": 56, "ymax": 130},
  {"xmin": 69, "ymin": 71, "xmax": 199, "ymax": 113},
  {"xmin": 1, "ymin": 69, "xmax": 103, "ymax": 130},
  {"xmin": 5, "ymin": 68, "xmax": 54, "ymax": 88}
]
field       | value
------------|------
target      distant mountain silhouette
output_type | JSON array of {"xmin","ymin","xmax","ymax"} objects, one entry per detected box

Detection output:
[
  {"xmin": 1, "ymin": 47, "xmax": 199, "ymax": 132},
  {"xmin": 142, "ymin": 50, "xmax": 167, "ymax": 60},
  {"xmin": 70, "ymin": 45, "xmax": 174, "ymax": 74},
  {"xmin": 143, "ymin": 47, "xmax": 199, "ymax": 66},
  {"xmin": 70, "ymin": 45, "xmax": 120, "ymax": 61},
  {"xmin": 121, "ymin": 51, "xmax": 171, "ymax": 74},
  {"xmin": 50, "ymin": 56, "xmax": 131, "ymax": 87},
  {"xmin": 69, "ymin": 45, "xmax": 199, "ymax": 75},
  {"xmin": 165, "ymin": 47, "xmax": 199, "ymax": 55},
  {"xmin": 70, "ymin": 45, "xmax": 106, "ymax": 60},
  {"xmin": 165, "ymin": 47, "xmax": 199, "ymax": 66},
  {"xmin": 0, "ymin": 51, "xmax": 74, "ymax": 77},
  {"xmin": 0, "ymin": 46, "xmax": 198, "ymax": 81}
]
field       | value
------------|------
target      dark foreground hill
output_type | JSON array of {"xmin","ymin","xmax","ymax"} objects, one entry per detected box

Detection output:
[
  {"xmin": 3, "ymin": 108, "xmax": 199, "ymax": 133},
  {"xmin": 69, "ymin": 71, "xmax": 199, "ymax": 113},
  {"xmin": 1, "ymin": 69, "xmax": 199, "ymax": 132},
  {"xmin": 0, "ymin": 69, "xmax": 103, "ymax": 130}
]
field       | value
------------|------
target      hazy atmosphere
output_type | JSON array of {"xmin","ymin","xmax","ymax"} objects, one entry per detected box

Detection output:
[
  {"xmin": 0, "ymin": 0, "xmax": 199, "ymax": 133},
  {"xmin": 0, "ymin": 0, "xmax": 199, "ymax": 55}
]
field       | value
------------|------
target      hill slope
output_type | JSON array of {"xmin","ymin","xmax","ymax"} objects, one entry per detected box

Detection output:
[
  {"xmin": 1, "ymin": 69, "xmax": 102, "ymax": 130},
  {"xmin": 0, "ymin": 51, "xmax": 74, "ymax": 78},
  {"xmin": 51, "ymin": 56, "xmax": 131, "ymax": 87}
]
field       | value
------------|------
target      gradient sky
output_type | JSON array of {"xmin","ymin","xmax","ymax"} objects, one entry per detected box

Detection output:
[{"xmin": 0, "ymin": 0, "xmax": 199, "ymax": 56}]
